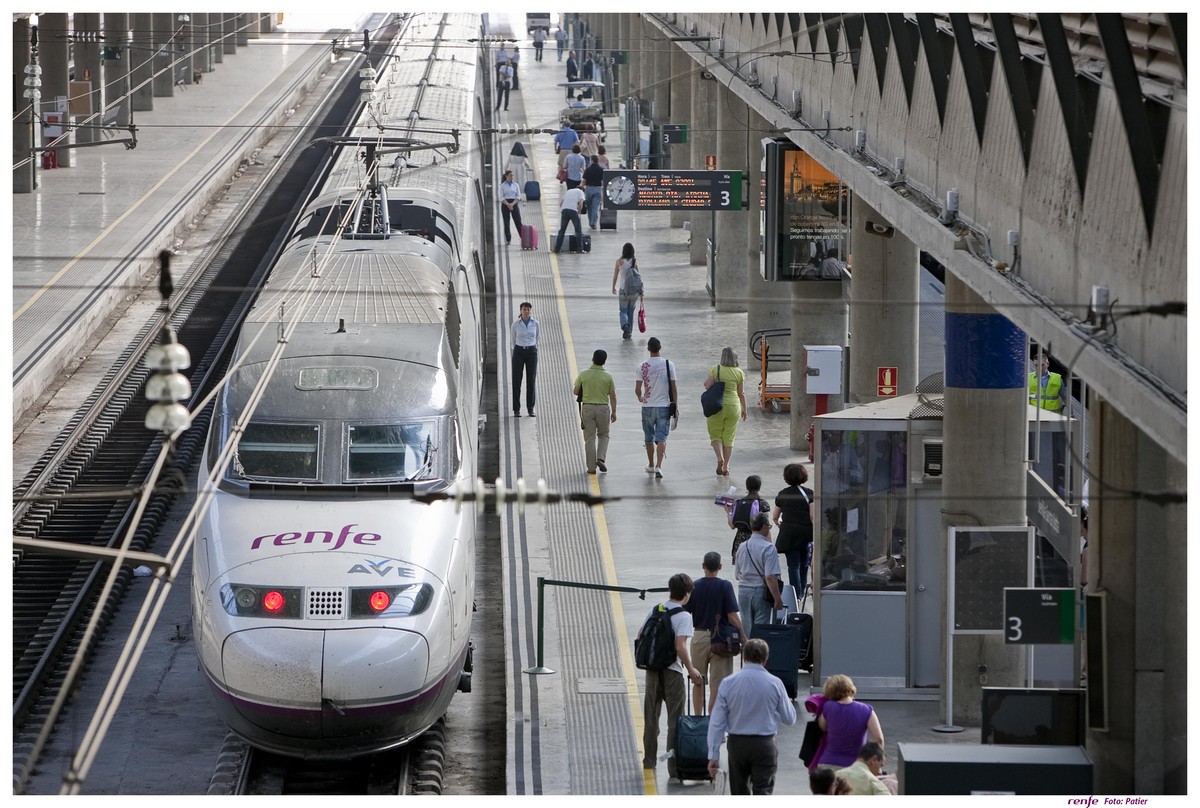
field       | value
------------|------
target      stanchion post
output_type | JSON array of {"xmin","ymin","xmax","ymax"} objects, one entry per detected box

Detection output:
[{"xmin": 524, "ymin": 576, "xmax": 555, "ymax": 675}]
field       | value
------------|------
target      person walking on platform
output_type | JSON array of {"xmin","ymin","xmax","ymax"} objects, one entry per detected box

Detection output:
[
  {"xmin": 506, "ymin": 142, "xmax": 532, "ymax": 195},
  {"xmin": 635, "ymin": 337, "xmax": 677, "ymax": 478},
  {"xmin": 495, "ymin": 60, "xmax": 513, "ymax": 112},
  {"xmin": 597, "ymin": 144, "xmax": 611, "ymax": 170},
  {"xmin": 611, "ymin": 242, "xmax": 644, "ymax": 340},
  {"xmin": 734, "ymin": 515, "xmax": 783, "ymax": 635},
  {"xmin": 511, "ymin": 302, "xmax": 539, "ymax": 417},
  {"xmin": 638, "ymin": 573, "xmax": 702, "ymax": 779},
  {"xmin": 553, "ymin": 122, "xmax": 579, "ymax": 170},
  {"xmin": 705, "ymin": 638, "xmax": 797, "ymax": 795},
  {"xmin": 510, "ymin": 46, "xmax": 521, "ymax": 90},
  {"xmin": 703, "ymin": 347, "xmax": 748, "ymax": 476},
  {"xmin": 580, "ymin": 51, "xmax": 596, "ymax": 98},
  {"xmin": 811, "ymin": 674, "xmax": 885, "ymax": 770},
  {"xmin": 498, "ymin": 170, "xmax": 524, "ymax": 246},
  {"xmin": 772, "ymin": 463, "xmax": 815, "ymax": 597},
  {"xmin": 1029, "ymin": 352, "xmax": 1066, "ymax": 412},
  {"xmin": 564, "ymin": 143, "xmax": 587, "ymax": 189},
  {"xmin": 684, "ymin": 551, "xmax": 743, "ymax": 715},
  {"xmin": 532, "ymin": 27, "xmax": 547, "ymax": 61},
  {"xmin": 553, "ymin": 185, "xmax": 586, "ymax": 253},
  {"xmin": 565, "ymin": 50, "xmax": 579, "ymax": 99},
  {"xmin": 583, "ymin": 155, "xmax": 604, "ymax": 228},
  {"xmin": 555, "ymin": 26, "xmax": 568, "ymax": 61},
  {"xmin": 573, "ymin": 349, "xmax": 617, "ymax": 474}
]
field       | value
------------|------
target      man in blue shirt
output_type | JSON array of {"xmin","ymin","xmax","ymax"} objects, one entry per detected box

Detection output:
[
  {"xmin": 553, "ymin": 123, "xmax": 579, "ymax": 170},
  {"xmin": 706, "ymin": 638, "xmax": 797, "ymax": 794},
  {"xmin": 511, "ymin": 302, "xmax": 539, "ymax": 417}
]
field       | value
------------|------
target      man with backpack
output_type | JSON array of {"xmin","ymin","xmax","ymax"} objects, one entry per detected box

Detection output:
[{"xmin": 636, "ymin": 573, "xmax": 703, "ymax": 779}]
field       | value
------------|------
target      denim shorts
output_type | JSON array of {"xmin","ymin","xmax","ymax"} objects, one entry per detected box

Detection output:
[{"xmin": 641, "ymin": 406, "xmax": 670, "ymax": 444}]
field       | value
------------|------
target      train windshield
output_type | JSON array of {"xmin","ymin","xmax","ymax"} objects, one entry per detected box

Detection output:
[
  {"xmin": 236, "ymin": 423, "xmax": 321, "ymax": 481},
  {"xmin": 347, "ymin": 422, "xmax": 439, "ymax": 482}
]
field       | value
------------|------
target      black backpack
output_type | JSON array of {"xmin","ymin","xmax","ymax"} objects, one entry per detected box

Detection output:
[
  {"xmin": 634, "ymin": 604, "xmax": 683, "ymax": 671},
  {"xmin": 731, "ymin": 496, "xmax": 768, "ymax": 533}
]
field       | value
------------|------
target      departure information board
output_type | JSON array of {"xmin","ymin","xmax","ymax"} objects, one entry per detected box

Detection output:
[{"xmin": 601, "ymin": 170, "xmax": 743, "ymax": 211}]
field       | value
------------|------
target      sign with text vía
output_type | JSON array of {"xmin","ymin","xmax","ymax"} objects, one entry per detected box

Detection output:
[
  {"xmin": 1004, "ymin": 588, "xmax": 1075, "ymax": 644},
  {"xmin": 601, "ymin": 170, "xmax": 743, "ymax": 211}
]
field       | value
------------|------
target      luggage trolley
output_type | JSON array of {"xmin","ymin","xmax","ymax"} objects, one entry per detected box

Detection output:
[{"xmin": 750, "ymin": 328, "xmax": 791, "ymax": 413}]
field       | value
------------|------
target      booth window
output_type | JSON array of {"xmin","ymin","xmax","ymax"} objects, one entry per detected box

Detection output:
[{"xmin": 819, "ymin": 429, "xmax": 907, "ymax": 591}]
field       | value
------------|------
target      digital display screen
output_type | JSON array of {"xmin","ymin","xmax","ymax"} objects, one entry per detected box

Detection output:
[
  {"xmin": 601, "ymin": 170, "xmax": 743, "ymax": 210},
  {"xmin": 981, "ymin": 688, "xmax": 1086, "ymax": 746}
]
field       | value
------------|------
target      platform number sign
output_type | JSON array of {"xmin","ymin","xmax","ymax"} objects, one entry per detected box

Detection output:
[
  {"xmin": 1004, "ymin": 588, "xmax": 1075, "ymax": 644},
  {"xmin": 661, "ymin": 124, "xmax": 688, "ymax": 145}
]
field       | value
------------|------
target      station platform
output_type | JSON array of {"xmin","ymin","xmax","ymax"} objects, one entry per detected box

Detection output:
[
  {"xmin": 492, "ymin": 31, "xmax": 981, "ymax": 796},
  {"xmin": 10, "ymin": 16, "xmax": 360, "ymax": 455}
]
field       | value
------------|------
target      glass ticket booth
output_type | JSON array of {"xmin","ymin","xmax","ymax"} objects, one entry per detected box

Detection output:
[{"xmin": 813, "ymin": 395, "xmax": 1081, "ymax": 691}]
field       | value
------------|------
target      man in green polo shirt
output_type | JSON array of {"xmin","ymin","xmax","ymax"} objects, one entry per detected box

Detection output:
[{"xmin": 573, "ymin": 349, "xmax": 618, "ymax": 474}]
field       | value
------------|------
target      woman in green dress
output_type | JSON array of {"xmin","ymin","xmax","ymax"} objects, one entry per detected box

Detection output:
[{"xmin": 703, "ymin": 346, "xmax": 748, "ymax": 476}]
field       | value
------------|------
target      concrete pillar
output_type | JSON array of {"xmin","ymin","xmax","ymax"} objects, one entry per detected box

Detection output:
[
  {"xmin": 39, "ymin": 13, "xmax": 73, "ymax": 168},
  {"xmin": 847, "ymin": 196, "xmax": 919, "ymax": 402},
  {"xmin": 714, "ymin": 89, "xmax": 748, "ymax": 312},
  {"xmin": 668, "ymin": 45, "xmax": 692, "ymax": 227},
  {"xmin": 236, "ymin": 14, "xmax": 249, "ymax": 47},
  {"xmin": 75, "ymin": 13, "xmax": 102, "ymax": 145},
  {"xmin": 130, "ymin": 13, "xmax": 154, "ymax": 111},
  {"xmin": 649, "ymin": 29, "xmax": 670, "ymax": 128},
  {"xmin": 223, "ymin": 13, "xmax": 237, "ymax": 56},
  {"xmin": 13, "ymin": 16, "xmax": 35, "ymax": 193},
  {"xmin": 1087, "ymin": 403, "xmax": 1186, "ymax": 793},
  {"xmin": 104, "ymin": 13, "xmax": 131, "ymax": 124},
  {"xmin": 940, "ymin": 275, "xmax": 1028, "ymax": 725},
  {"xmin": 688, "ymin": 69, "xmax": 716, "ymax": 265},
  {"xmin": 788, "ymin": 284, "xmax": 847, "ymax": 449},
  {"xmin": 745, "ymin": 109, "xmax": 789, "ymax": 365},
  {"xmin": 211, "ymin": 13, "xmax": 225, "ymax": 64},
  {"xmin": 193, "ymin": 13, "xmax": 211, "ymax": 74},
  {"xmin": 151, "ymin": 13, "xmax": 175, "ymax": 97}
]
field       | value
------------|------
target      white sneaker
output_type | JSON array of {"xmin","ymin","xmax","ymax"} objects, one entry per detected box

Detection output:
[
  {"xmin": 654, "ymin": 466, "xmax": 663, "ymax": 478},
  {"xmin": 645, "ymin": 465, "xmax": 656, "ymax": 474}
]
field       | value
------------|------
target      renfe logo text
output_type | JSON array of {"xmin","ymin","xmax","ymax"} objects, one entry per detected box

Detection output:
[{"xmin": 251, "ymin": 523, "xmax": 382, "ymax": 551}]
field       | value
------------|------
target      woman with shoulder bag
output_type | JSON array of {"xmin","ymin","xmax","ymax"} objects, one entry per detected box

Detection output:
[
  {"xmin": 703, "ymin": 347, "xmax": 747, "ymax": 476},
  {"xmin": 772, "ymin": 462, "xmax": 815, "ymax": 596},
  {"xmin": 610, "ymin": 242, "xmax": 644, "ymax": 340},
  {"xmin": 727, "ymin": 474, "xmax": 769, "ymax": 563}
]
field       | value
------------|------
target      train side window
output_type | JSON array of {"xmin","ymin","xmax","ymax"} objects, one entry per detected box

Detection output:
[{"xmin": 236, "ymin": 423, "xmax": 320, "ymax": 482}]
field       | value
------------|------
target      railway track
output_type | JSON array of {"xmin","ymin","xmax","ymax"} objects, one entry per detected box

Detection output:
[{"xmin": 11, "ymin": 19, "xmax": 401, "ymax": 793}]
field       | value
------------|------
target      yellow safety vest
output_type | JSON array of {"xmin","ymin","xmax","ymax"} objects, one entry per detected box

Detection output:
[{"xmin": 1028, "ymin": 372, "xmax": 1064, "ymax": 412}]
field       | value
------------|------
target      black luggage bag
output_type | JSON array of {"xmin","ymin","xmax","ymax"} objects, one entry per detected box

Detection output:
[
  {"xmin": 675, "ymin": 688, "xmax": 712, "ymax": 782},
  {"xmin": 787, "ymin": 612, "xmax": 815, "ymax": 671},
  {"xmin": 568, "ymin": 233, "xmax": 592, "ymax": 253},
  {"xmin": 753, "ymin": 621, "xmax": 800, "ymax": 699},
  {"xmin": 599, "ymin": 208, "xmax": 617, "ymax": 230}
]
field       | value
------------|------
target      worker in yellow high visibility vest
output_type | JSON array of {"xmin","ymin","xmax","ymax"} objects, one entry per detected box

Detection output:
[{"xmin": 1028, "ymin": 354, "xmax": 1065, "ymax": 412}]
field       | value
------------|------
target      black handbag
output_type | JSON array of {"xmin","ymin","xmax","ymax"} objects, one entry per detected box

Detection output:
[
  {"xmin": 701, "ymin": 366, "xmax": 725, "ymax": 417},
  {"xmin": 798, "ymin": 718, "xmax": 823, "ymax": 765}
]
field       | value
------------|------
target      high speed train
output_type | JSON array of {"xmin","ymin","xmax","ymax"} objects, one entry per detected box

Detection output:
[{"xmin": 191, "ymin": 13, "xmax": 488, "ymax": 758}]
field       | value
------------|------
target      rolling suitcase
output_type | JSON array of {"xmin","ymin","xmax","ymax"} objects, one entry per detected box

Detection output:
[
  {"xmin": 568, "ymin": 233, "xmax": 592, "ymax": 253},
  {"xmin": 754, "ymin": 615, "xmax": 800, "ymax": 699},
  {"xmin": 599, "ymin": 208, "xmax": 617, "ymax": 230},
  {"xmin": 788, "ymin": 612, "xmax": 815, "ymax": 671},
  {"xmin": 520, "ymin": 223, "xmax": 538, "ymax": 250},
  {"xmin": 674, "ymin": 686, "xmax": 712, "ymax": 782},
  {"xmin": 524, "ymin": 180, "xmax": 541, "ymax": 201}
]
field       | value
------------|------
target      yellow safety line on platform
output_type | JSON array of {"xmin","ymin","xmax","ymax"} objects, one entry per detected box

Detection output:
[
  {"xmin": 538, "ymin": 156, "xmax": 654, "ymax": 794},
  {"xmin": 14, "ymin": 91, "xmax": 271, "ymax": 322}
]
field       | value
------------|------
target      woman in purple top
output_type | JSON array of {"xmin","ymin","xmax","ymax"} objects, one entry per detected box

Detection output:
[{"xmin": 813, "ymin": 674, "xmax": 884, "ymax": 768}]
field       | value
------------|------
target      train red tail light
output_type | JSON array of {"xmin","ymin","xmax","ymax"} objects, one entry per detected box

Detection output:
[
  {"xmin": 368, "ymin": 590, "xmax": 391, "ymax": 612},
  {"xmin": 262, "ymin": 590, "xmax": 287, "ymax": 612}
]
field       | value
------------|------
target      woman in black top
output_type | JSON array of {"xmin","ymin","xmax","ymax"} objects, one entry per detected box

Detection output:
[{"xmin": 772, "ymin": 463, "xmax": 814, "ymax": 595}]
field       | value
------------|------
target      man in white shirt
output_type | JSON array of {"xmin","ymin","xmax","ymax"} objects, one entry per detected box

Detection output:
[
  {"xmin": 495, "ymin": 60, "xmax": 513, "ymax": 112},
  {"xmin": 706, "ymin": 638, "xmax": 797, "ymax": 794},
  {"xmin": 553, "ymin": 186, "xmax": 586, "ymax": 253},
  {"xmin": 498, "ymin": 169, "xmax": 523, "ymax": 246},
  {"xmin": 511, "ymin": 301, "xmax": 539, "ymax": 417},
  {"xmin": 532, "ymin": 27, "xmax": 547, "ymax": 61},
  {"xmin": 639, "ymin": 573, "xmax": 703, "ymax": 780},
  {"xmin": 734, "ymin": 515, "xmax": 783, "ymax": 635},
  {"xmin": 634, "ymin": 337, "xmax": 677, "ymax": 478}
]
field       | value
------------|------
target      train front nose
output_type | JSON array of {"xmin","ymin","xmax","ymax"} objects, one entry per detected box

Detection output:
[{"xmin": 221, "ymin": 627, "xmax": 430, "ymax": 742}]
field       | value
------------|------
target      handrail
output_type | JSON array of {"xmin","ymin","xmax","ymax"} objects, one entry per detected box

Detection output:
[
  {"xmin": 749, "ymin": 328, "xmax": 791, "ymax": 361},
  {"xmin": 524, "ymin": 576, "xmax": 668, "ymax": 674}
]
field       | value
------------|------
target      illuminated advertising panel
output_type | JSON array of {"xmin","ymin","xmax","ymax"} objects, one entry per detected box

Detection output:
[{"xmin": 760, "ymin": 138, "xmax": 851, "ymax": 281}]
